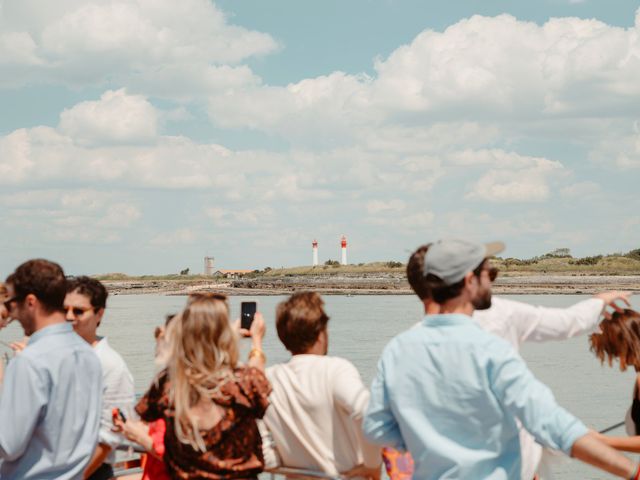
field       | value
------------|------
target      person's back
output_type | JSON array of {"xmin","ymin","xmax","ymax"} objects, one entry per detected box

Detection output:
[
  {"xmin": 0, "ymin": 259, "xmax": 103, "ymax": 480},
  {"xmin": 365, "ymin": 239, "xmax": 638, "ymax": 480},
  {"xmin": 0, "ymin": 323, "xmax": 103, "ymax": 479},
  {"xmin": 375, "ymin": 314, "xmax": 582, "ymax": 478},
  {"xmin": 265, "ymin": 355, "xmax": 376, "ymax": 475},
  {"xmin": 263, "ymin": 292, "xmax": 380, "ymax": 478}
]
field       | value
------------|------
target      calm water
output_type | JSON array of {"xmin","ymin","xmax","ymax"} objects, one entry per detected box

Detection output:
[{"xmin": 2, "ymin": 293, "xmax": 639, "ymax": 479}]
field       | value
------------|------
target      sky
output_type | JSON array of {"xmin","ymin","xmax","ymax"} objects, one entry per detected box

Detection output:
[{"xmin": 1, "ymin": 0, "xmax": 639, "ymax": 275}]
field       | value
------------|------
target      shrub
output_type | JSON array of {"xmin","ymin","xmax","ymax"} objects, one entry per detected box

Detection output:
[
  {"xmin": 626, "ymin": 249, "xmax": 640, "ymax": 261},
  {"xmin": 385, "ymin": 261, "xmax": 403, "ymax": 268},
  {"xmin": 569, "ymin": 255, "xmax": 602, "ymax": 266}
]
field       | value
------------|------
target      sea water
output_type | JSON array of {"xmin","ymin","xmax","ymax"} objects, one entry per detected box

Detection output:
[{"xmin": 2, "ymin": 293, "xmax": 639, "ymax": 479}]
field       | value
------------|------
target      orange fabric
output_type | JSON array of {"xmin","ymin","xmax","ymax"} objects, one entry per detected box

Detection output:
[{"xmin": 381, "ymin": 448, "xmax": 414, "ymax": 480}]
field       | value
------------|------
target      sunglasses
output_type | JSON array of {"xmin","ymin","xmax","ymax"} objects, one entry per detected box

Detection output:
[
  {"xmin": 64, "ymin": 305, "xmax": 96, "ymax": 317},
  {"xmin": 2, "ymin": 296, "xmax": 19, "ymax": 311}
]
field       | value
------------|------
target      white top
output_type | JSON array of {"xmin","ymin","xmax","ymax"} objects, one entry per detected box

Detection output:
[
  {"xmin": 473, "ymin": 296, "xmax": 604, "ymax": 480},
  {"xmin": 262, "ymin": 355, "xmax": 380, "ymax": 476},
  {"xmin": 93, "ymin": 337, "xmax": 135, "ymax": 465}
]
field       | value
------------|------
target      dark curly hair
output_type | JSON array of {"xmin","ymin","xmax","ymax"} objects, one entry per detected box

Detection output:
[{"xmin": 67, "ymin": 276, "xmax": 108, "ymax": 310}]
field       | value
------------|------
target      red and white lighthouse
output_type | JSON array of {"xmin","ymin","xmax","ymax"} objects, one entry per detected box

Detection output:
[
  {"xmin": 340, "ymin": 235, "xmax": 347, "ymax": 265},
  {"xmin": 312, "ymin": 239, "xmax": 318, "ymax": 266}
]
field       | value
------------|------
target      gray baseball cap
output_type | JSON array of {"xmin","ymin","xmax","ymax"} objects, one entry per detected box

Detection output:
[{"xmin": 423, "ymin": 239, "xmax": 505, "ymax": 285}]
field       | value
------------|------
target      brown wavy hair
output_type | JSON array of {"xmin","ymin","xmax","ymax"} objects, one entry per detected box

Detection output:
[
  {"xmin": 590, "ymin": 309, "xmax": 640, "ymax": 371},
  {"xmin": 276, "ymin": 292, "xmax": 329, "ymax": 354},
  {"xmin": 168, "ymin": 295, "xmax": 239, "ymax": 451}
]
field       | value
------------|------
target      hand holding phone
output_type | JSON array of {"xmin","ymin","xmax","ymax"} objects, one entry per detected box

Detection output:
[
  {"xmin": 241, "ymin": 301, "xmax": 257, "ymax": 330},
  {"xmin": 112, "ymin": 407, "xmax": 127, "ymax": 424}
]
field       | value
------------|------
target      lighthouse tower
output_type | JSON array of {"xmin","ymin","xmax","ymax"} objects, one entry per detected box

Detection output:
[
  {"xmin": 312, "ymin": 240, "xmax": 318, "ymax": 266},
  {"xmin": 340, "ymin": 235, "xmax": 347, "ymax": 265}
]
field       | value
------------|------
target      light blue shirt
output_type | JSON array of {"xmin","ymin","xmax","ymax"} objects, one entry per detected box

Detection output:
[
  {"xmin": 363, "ymin": 314, "xmax": 588, "ymax": 479},
  {"xmin": 0, "ymin": 322, "xmax": 103, "ymax": 480}
]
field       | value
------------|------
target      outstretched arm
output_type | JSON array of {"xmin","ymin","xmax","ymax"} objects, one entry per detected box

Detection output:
[
  {"xmin": 490, "ymin": 341, "xmax": 636, "ymax": 478},
  {"xmin": 594, "ymin": 430, "xmax": 640, "ymax": 454},
  {"xmin": 571, "ymin": 432, "xmax": 637, "ymax": 478}
]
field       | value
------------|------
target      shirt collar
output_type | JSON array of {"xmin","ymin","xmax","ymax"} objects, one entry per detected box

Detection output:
[
  {"xmin": 421, "ymin": 313, "xmax": 478, "ymax": 327},
  {"xmin": 28, "ymin": 322, "xmax": 73, "ymax": 345}
]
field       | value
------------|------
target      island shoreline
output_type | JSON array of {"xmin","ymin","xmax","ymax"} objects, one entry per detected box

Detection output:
[{"xmin": 103, "ymin": 274, "xmax": 640, "ymax": 296}]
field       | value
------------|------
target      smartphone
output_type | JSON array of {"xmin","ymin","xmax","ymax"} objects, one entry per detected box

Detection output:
[
  {"xmin": 241, "ymin": 301, "xmax": 257, "ymax": 330},
  {"xmin": 112, "ymin": 407, "xmax": 127, "ymax": 423}
]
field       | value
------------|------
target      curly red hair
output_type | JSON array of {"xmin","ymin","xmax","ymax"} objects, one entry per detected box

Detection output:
[{"xmin": 590, "ymin": 309, "xmax": 640, "ymax": 371}]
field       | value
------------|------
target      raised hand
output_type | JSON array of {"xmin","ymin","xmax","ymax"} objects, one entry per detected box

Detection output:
[{"xmin": 594, "ymin": 291, "xmax": 632, "ymax": 320}]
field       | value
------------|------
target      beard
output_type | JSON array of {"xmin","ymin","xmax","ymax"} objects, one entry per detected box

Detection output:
[{"xmin": 472, "ymin": 288, "xmax": 492, "ymax": 311}]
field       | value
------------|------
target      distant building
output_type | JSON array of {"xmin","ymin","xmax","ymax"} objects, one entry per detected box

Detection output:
[
  {"xmin": 204, "ymin": 256, "xmax": 215, "ymax": 275},
  {"xmin": 213, "ymin": 269, "xmax": 253, "ymax": 279}
]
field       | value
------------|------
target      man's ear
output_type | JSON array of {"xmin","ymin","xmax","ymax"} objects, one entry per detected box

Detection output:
[
  {"xmin": 25, "ymin": 293, "xmax": 37, "ymax": 308},
  {"xmin": 95, "ymin": 308, "xmax": 105, "ymax": 327},
  {"xmin": 463, "ymin": 271, "xmax": 476, "ymax": 287}
]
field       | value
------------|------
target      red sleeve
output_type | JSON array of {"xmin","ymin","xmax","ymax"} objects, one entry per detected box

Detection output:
[{"xmin": 149, "ymin": 419, "xmax": 166, "ymax": 458}]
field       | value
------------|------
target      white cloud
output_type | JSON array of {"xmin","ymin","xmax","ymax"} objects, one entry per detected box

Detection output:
[
  {"xmin": 0, "ymin": 0, "xmax": 277, "ymax": 93},
  {"xmin": 59, "ymin": 89, "xmax": 158, "ymax": 145},
  {"xmin": 560, "ymin": 181, "xmax": 601, "ymax": 197},
  {"xmin": 205, "ymin": 10, "xmax": 640, "ymax": 158},
  {"xmin": 366, "ymin": 199, "xmax": 406, "ymax": 214},
  {"xmin": 462, "ymin": 151, "xmax": 565, "ymax": 202},
  {"xmin": 204, "ymin": 205, "xmax": 275, "ymax": 227},
  {"xmin": 150, "ymin": 228, "xmax": 197, "ymax": 246},
  {"xmin": 0, "ymin": 189, "xmax": 142, "ymax": 244},
  {"xmin": 590, "ymin": 121, "xmax": 640, "ymax": 169}
]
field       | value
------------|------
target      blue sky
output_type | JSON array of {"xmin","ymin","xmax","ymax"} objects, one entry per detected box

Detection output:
[{"xmin": 1, "ymin": 0, "xmax": 639, "ymax": 275}]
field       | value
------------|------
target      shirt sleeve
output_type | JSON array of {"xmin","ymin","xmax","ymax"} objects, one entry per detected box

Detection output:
[
  {"xmin": 362, "ymin": 355, "xmax": 406, "ymax": 451},
  {"xmin": 149, "ymin": 419, "xmax": 166, "ymax": 458},
  {"xmin": 0, "ymin": 356, "xmax": 48, "ymax": 461},
  {"xmin": 99, "ymin": 362, "xmax": 136, "ymax": 449},
  {"xmin": 489, "ymin": 340, "xmax": 588, "ymax": 454},
  {"xmin": 331, "ymin": 359, "xmax": 381, "ymax": 468},
  {"xmin": 136, "ymin": 371, "xmax": 168, "ymax": 423},
  {"xmin": 509, "ymin": 298, "xmax": 604, "ymax": 344}
]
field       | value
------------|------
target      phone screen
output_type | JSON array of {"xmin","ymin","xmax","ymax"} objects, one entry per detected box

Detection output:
[{"xmin": 241, "ymin": 302, "xmax": 257, "ymax": 330}]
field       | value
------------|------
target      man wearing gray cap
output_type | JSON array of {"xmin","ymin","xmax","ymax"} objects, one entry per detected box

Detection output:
[{"xmin": 363, "ymin": 239, "xmax": 637, "ymax": 479}]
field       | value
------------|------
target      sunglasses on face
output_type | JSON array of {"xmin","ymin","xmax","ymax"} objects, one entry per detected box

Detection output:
[
  {"xmin": 64, "ymin": 305, "xmax": 95, "ymax": 317},
  {"xmin": 2, "ymin": 296, "xmax": 19, "ymax": 311}
]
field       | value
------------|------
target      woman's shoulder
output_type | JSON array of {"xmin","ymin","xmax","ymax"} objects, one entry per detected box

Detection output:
[
  {"xmin": 231, "ymin": 365, "xmax": 270, "ymax": 391},
  {"xmin": 221, "ymin": 365, "xmax": 271, "ymax": 413}
]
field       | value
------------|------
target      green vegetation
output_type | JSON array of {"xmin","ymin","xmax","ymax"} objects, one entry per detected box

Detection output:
[{"xmin": 95, "ymin": 248, "xmax": 640, "ymax": 280}]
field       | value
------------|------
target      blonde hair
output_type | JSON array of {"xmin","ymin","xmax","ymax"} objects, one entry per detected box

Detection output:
[
  {"xmin": 590, "ymin": 309, "xmax": 640, "ymax": 371},
  {"xmin": 168, "ymin": 295, "xmax": 239, "ymax": 451}
]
